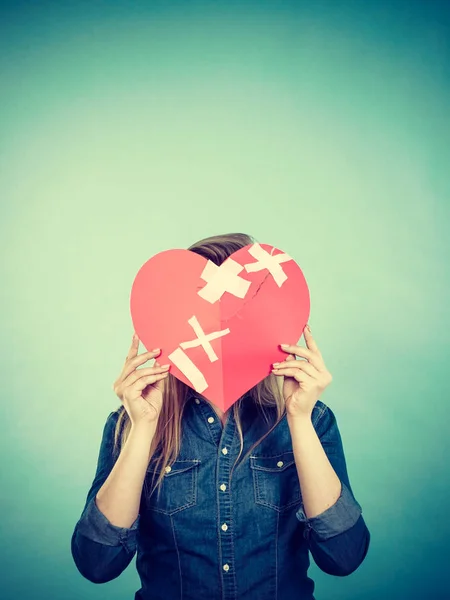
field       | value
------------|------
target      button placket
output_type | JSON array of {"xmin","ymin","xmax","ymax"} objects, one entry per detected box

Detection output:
[
  {"xmin": 195, "ymin": 393, "xmax": 237, "ymax": 591},
  {"xmin": 216, "ymin": 409, "xmax": 236, "ymax": 595},
  {"xmin": 194, "ymin": 396, "xmax": 227, "ymax": 445}
]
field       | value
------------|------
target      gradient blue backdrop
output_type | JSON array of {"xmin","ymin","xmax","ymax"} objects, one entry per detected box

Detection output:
[{"xmin": 1, "ymin": 1, "xmax": 449, "ymax": 598}]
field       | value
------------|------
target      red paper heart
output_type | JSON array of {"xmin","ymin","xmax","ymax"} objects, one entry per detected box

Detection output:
[{"xmin": 130, "ymin": 243, "xmax": 310, "ymax": 411}]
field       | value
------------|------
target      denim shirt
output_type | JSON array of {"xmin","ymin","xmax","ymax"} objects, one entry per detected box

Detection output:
[{"xmin": 71, "ymin": 392, "xmax": 370, "ymax": 599}]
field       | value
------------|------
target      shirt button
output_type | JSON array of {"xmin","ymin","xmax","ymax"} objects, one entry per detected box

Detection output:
[
  {"xmin": 221, "ymin": 447, "xmax": 228, "ymax": 455},
  {"xmin": 207, "ymin": 416, "xmax": 214, "ymax": 423},
  {"xmin": 220, "ymin": 484, "xmax": 227, "ymax": 491},
  {"xmin": 223, "ymin": 564, "xmax": 230, "ymax": 572},
  {"xmin": 165, "ymin": 466, "xmax": 172, "ymax": 473},
  {"xmin": 221, "ymin": 523, "xmax": 228, "ymax": 531},
  {"xmin": 195, "ymin": 398, "xmax": 200, "ymax": 404},
  {"xmin": 277, "ymin": 461, "xmax": 284, "ymax": 468}
]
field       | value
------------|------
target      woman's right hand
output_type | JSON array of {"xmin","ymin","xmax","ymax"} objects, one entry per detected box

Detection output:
[{"xmin": 113, "ymin": 333, "xmax": 170, "ymax": 427}]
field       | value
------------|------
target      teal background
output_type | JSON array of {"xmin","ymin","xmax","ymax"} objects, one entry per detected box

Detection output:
[{"xmin": 1, "ymin": 1, "xmax": 449, "ymax": 598}]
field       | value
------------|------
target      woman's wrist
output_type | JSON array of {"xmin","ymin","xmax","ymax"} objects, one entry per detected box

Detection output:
[
  {"xmin": 130, "ymin": 420, "xmax": 158, "ymax": 437},
  {"xmin": 286, "ymin": 411, "xmax": 313, "ymax": 428}
]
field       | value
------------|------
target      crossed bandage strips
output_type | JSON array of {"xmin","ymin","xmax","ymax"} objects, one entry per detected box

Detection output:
[{"xmin": 167, "ymin": 244, "xmax": 292, "ymax": 393}]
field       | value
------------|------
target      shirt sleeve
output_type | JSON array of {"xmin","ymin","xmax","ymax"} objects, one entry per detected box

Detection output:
[
  {"xmin": 295, "ymin": 402, "xmax": 371, "ymax": 576},
  {"xmin": 71, "ymin": 410, "xmax": 140, "ymax": 584}
]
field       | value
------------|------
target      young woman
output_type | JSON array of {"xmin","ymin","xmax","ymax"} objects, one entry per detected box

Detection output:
[{"xmin": 71, "ymin": 233, "xmax": 370, "ymax": 600}]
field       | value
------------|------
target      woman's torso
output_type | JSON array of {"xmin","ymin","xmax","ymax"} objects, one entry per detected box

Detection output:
[{"xmin": 134, "ymin": 391, "xmax": 319, "ymax": 600}]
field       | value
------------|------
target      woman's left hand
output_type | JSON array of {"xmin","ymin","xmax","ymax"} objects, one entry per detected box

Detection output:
[{"xmin": 272, "ymin": 324, "xmax": 333, "ymax": 419}]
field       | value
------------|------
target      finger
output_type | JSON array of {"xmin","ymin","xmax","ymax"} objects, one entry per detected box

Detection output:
[
  {"xmin": 273, "ymin": 359, "xmax": 318, "ymax": 377},
  {"xmin": 122, "ymin": 348, "xmax": 161, "ymax": 379},
  {"xmin": 303, "ymin": 324, "xmax": 321, "ymax": 354},
  {"xmin": 273, "ymin": 357, "xmax": 302, "ymax": 369},
  {"xmin": 129, "ymin": 349, "xmax": 161, "ymax": 368},
  {"xmin": 125, "ymin": 332, "xmax": 140, "ymax": 362},
  {"xmin": 293, "ymin": 370, "xmax": 309, "ymax": 384},
  {"xmin": 272, "ymin": 361, "xmax": 318, "ymax": 378},
  {"xmin": 133, "ymin": 371, "xmax": 170, "ymax": 391},
  {"xmin": 280, "ymin": 344, "xmax": 325, "ymax": 371},
  {"xmin": 272, "ymin": 367, "xmax": 310, "ymax": 383},
  {"xmin": 150, "ymin": 370, "xmax": 169, "ymax": 393},
  {"xmin": 123, "ymin": 364, "xmax": 171, "ymax": 388}
]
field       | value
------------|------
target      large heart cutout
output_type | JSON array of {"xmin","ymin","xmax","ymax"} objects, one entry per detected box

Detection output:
[{"xmin": 130, "ymin": 243, "xmax": 310, "ymax": 411}]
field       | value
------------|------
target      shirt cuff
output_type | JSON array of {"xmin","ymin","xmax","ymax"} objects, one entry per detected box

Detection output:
[
  {"xmin": 76, "ymin": 496, "xmax": 140, "ymax": 553},
  {"xmin": 295, "ymin": 481, "xmax": 362, "ymax": 541}
]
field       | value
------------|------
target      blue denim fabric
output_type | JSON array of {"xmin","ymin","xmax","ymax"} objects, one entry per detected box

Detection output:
[{"xmin": 71, "ymin": 392, "xmax": 370, "ymax": 599}]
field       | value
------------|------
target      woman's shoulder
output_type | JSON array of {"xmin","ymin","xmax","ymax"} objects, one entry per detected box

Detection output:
[
  {"xmin": 311, "ymin": 400, "xmax": 344, "ymax": 440},
  {"xmin": 312, "ymin": 399, "xmax": 329, "ymax": 423},
  {"xmin": 103, "ymin": 406, "xmax": 125, "ymax": 432},
  {"xmin": 106, "ymin": 405, "xmax": 123, "ymax": 419}
]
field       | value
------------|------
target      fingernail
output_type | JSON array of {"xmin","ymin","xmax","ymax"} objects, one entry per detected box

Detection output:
[
  {"xmin": 273, "ymin": 362, "xmax": 280, "ymax": 367},
  {"xmin": 306, "ymin": 324, "xmax": 311, "ymax": 332},
  {"xmin": 151, "ymin": 348, "xmax": 161, "ymax": 352},
  {"xmin": 280, "ymin": 344, "xmax": 289, "ymax": 348}
]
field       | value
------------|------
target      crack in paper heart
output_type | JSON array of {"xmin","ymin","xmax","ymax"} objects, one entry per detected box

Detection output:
[{"xmin": 195, "ymin": 270, "xmax": 272, "ymax": 324}]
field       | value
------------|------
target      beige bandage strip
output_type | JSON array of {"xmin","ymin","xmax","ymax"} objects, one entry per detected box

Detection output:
[
  {"xmin": 180, "ymin": 315, "xmax": 230, "ymax": 363},
  {"xmin": 197, "ymin": 258, "xmax": 251, "ymax": 304},
  {"xmin": 244, "ymin": 243, "xmax": 292, "ymax": 287},
  {"xmin": 168, "ymin": 347, "xmax": 208, "ymax": 393}
]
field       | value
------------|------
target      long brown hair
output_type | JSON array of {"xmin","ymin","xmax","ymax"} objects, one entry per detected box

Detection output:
[{"xmin": 113, "ymin": 233, "xmax": 287, "ymax": 501}]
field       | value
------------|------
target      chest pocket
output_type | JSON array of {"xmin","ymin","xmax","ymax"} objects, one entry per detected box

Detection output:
[
  {"xmin": 145, "ymin": 459, "xmax": 200, "ymax": 516},
  {"xmin": 250, "ymin": 451, "xmax": 302, "ymax": 512}
]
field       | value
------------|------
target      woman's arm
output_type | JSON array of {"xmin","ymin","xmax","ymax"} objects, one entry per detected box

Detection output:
[
  {"xmin": 273, "ymin": 328, "xmax": 370, "ymax": 576},
  {"xmin": 289, "ymin": 409, "xmax": 342, "ymax": 518},
  {"xmin": 291, "ymin": 404, "xmax": 370, "ymax": 576},
  {"xmin": 71, "ymin": 411, "xmax": 156, "ymax": 583}
]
